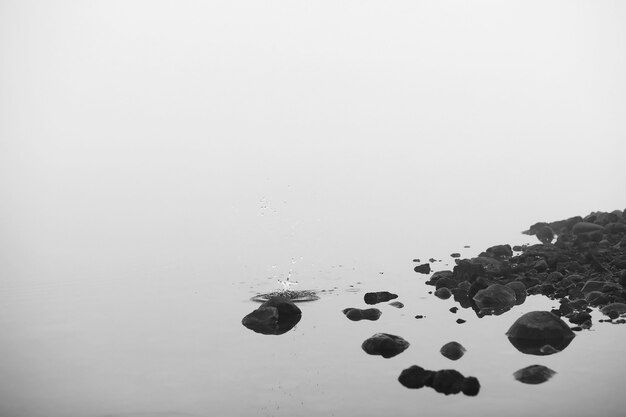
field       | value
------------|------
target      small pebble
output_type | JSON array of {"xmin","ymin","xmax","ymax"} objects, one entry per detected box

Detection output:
[{"xmin": 456, "ymin": 318, "xmax": 466, "ymax": 324}]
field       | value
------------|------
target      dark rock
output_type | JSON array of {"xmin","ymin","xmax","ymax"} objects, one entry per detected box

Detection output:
[
  {"xmin": 342, "ymin": 308, "xmax": 382, "ymax": 321},
  {"xmin": 600, "ymin": 303, "xmax": 626, "ymax": 317},
  {"xmin": 398, "ymin": 366, "xmax": 480, "ymax": 396},
  {"xmin": 536, "ymin": 226, "xmax": 555, "ymax": 244},
  {"xmin": 568, "ymin": 312, "xmax": 592, "ymax": 325},
  {"xmin": 572, "ymin": 222, "xmax": 604, "ymax": 235},
  {"xmin": 364, "ymin": 291, "xmax": 398, "ymax": 305},
  {"xmin": 389, "ymin": 301, "xmax": 404, "ymax": 308},
  {"xmin": 362, "ymin": 333, "xmax": 410, "ymax": 358},
  {"xmin": 434, "ymin": 287, "xmax": 452, "ymax": 299},
  {"xmin": 506, "ymin": 281, "xmax": 527, "ymax": 305},
  {"xmin": 485, "ymin": 244, "xmax": 513, "ymax": 259},
  {"xmin": 449, "ymin": 307, "xmax": 458, "ymax": 313},
  {"xmin": 473, "ymin": 284, "xmax": 517, "ymax": 314},
  {"xmin": 456, "ymin": 318, "xmax": 466, "ymax": 324},
  {"xmin": 427, "ymin": 270, "xmax": 453, "ymax": 286},
  {"xmin": 461, "ymin": 376, "xmax": 481, "ymax": 396},
  {"xmin": 435, "ymin": 277, "xmax": 458, "ymax": 290},
  {"xmin": 605, "ymin": 222, "xmax": 626, "ymax": 234},
  {"xmin": 533, "ymin": 259, "xmax": 549, "ymax": 272},
  {"xmin": 414, "ymin": 315, "xmax": 424, "ymax": 319},
  {"xmin": 581, "ymin": 280, "xmax": 608, "ymax": 294},
  {"xmin": 414, "ymin": 263, "xmax": 431, "ymax": 274},
  {"xmin": 513, "ymin": 365, "xmax": 556, "ymax": 384},
  {"xmin": 453, "ymin": 260, "xmax": 485, "ymax": 282},
  {"xmin": 506, "ymin": 311, "xmax": 575, "ymax": 355},
  {"xmin": 398, "ymin": 365, "xmax": 434, "ymax": 389},
  {"xmin": 241, "ymin": 296, "xmax": 302, "ymax": 335},
  {"xmin": 451, "ymin": 253, "xmax": 461, "ymax": 258},
  {"xmin": 429, "ymin": 370, "xmax": 466, "ymax": 395},
  {"xmin": 440, "ymin": 341, "xmax": 466, "ymax": 360}
]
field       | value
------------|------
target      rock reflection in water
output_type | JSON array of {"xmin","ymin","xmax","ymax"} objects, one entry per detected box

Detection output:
[{"xmin": 242, "ymin": 296, "xmax": 302, "ymax": 335}]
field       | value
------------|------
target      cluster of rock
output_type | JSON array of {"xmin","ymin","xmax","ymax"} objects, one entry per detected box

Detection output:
[
  {"xmin": 345, "ymin": 292, "xmax": 479, "ymax": 395},
  {"xmin": 421, "ymin": 209, "xmax": 626, "ymax": 326},
  {"xmin": 398, "ymin": 366, "xmax": 480, "ymax": 396}
]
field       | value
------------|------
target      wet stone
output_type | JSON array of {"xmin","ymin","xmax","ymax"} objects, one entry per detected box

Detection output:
[
  {"xmin": 342, "ymin": 308, "xmax": 382, "ymax": 321},
  {"xmin": 440, "ymin": 341, "xmax": 466, "ymax": 360},
  {"xmin": 600, "ymin": 303, "xmax": 626, "ymax": 317},
  {"xmin": 414, "ymin": 263, "xmax": 431, "ymax": 274},
  {"xmin": 389, "ymin": 301, "xmax": 404, "ymax": 308},
  {"xmin": 361, "ymin": 333, "xmax": 410, "ymax": 358},
  {"xmin": 398, "ymin": 366, "xmax": 480, "ymax": 396},
  {"xmin": 473, "ymin": 284, "xmax": 517, "ymax": 314},
  {"xmin": 435, "ymin": 287, "xmax": 452, "ymax": 299},
  {"xmin": 364, "ymin": 291, "xmax": 398, "ymax": 305},
  {"xmin": 513, "ymin": 365, "xmax": 556, "ymax": 384},
  {"xmin": 568, "ymin": 312, "xmax": 592, "ymax": 325},
  {"xmin": 456, "ymin": 318, "xmax": 466, "ymax": 324},
  {"xmin": 241, "ymin": 296, "xmax": 302, "ymax": 335}
]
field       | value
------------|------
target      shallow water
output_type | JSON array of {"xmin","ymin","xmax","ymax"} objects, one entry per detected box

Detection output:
[{"xmin": 1, "ymin": 2, "xmax": 626, "ymax": 416}]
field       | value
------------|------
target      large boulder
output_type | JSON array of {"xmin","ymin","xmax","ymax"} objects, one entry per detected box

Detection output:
[
  {"xmin": 506, "ymin": 311, "xmax": 575, "ymax": 355},
  {"xmin": 241, "ymin": 296, "xmax": 302, "ymax": 335},
  {"xmin": 362, "ymin": 333, "xmax": 410, "ymax": 358}
]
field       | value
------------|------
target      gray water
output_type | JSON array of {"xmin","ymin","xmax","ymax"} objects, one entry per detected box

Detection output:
[{"xmin": 1, "ymin": 2, "xmax": 626, "ymax": 416}]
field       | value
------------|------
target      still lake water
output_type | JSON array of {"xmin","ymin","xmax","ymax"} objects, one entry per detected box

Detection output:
[{"xmin": 1, "ymin": 2, "xmax": 626, "ymax": 416}]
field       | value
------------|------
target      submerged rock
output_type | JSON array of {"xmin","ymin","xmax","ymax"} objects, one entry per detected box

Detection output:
[
  {"xmin": 513, "ymin": 365, "xmax": 556, "ymax": 384},
  {"xmin": 440, "ymin": 341, "xmax": 466, "ymax": 360},
  {"xmin": 241, "ymin": 296, "xmax": 302, "ymax": 335},
  {"xmin": 364, "ymin": 291, "xmax": 398, "ymax": 305},
  {"xmin": 342, "ymin": 308, "xmax": 382, "ymax": 321},
  {"xmin": 362, "ymin": 333, "xmax": 410, "ymax": 358},
  {"xmin": 389, "ymin": 301, "xmax": 404, "ymax": 308},
  {"xmin": 506, "ymin": 311, "xmax": 575, "ymax": 355},
  {"xmin": 398, "ymin": 366, "xmax": 480, "ymax": 396}
]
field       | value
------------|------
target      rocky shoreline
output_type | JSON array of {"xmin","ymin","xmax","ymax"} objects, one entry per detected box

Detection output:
[
  {"xmin": 242, "ymin": 208, "xmax": 626, "ymax": 395},
  {"xmin": 419, "ymin": 209, "xmax": 626, "ymax": 327}
]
